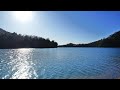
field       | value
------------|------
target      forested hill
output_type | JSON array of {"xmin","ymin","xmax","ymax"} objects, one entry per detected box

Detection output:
[
  {"xmin": 59, "ymin": 30, "xmax": 120, "ymax": 48},
  {"xmin": 0, "ymin": 28, "xmax": 58, "ymax": 48},
  {"xmin": 88, "ymin": 31, "xmax": 120, "ymax": 47}
]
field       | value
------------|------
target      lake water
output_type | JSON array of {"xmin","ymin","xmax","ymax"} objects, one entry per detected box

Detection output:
[{"xmin": 0, "ymin": 48, "xmax": 120, "ymax": 79}]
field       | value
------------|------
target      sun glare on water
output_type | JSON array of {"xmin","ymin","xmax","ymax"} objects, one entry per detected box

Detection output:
[{"xmin": 8, "ymin": 48, "xmax": 38, "ymax": 79}]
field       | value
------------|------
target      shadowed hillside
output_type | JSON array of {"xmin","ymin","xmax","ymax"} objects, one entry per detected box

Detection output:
[
  {"xmin": 0, "ymin": 28, "xmax": 58, "ymax": 48},
  {"xmin": 59, "ymin": 30, "xmax": 120, "ymax": 48}
]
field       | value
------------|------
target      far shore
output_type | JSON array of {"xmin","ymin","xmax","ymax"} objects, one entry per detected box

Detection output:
[{"xmin": 1, "ymin": 47, "xmax": 120, "ymax": 49}]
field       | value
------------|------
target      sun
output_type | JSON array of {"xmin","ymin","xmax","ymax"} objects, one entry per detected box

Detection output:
[{"xmin": 12, "ymin": 11, "xmax": 33, "ymax": 23}]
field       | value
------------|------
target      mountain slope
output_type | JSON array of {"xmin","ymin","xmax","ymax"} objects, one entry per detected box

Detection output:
[
  {"xmin": 88, "ymin": 31, "xmax": 120, "ymax": 47},
  {"xmin": 59, "ymin": 30, "xmax": 120, "ymax": 47},
  {"xmin": 0, "ymin": 28, "xmax": 58, "ymax": 48},
  {"xmin": 0, "ymin": 28, "xmax": 8, "ymax": 34}
]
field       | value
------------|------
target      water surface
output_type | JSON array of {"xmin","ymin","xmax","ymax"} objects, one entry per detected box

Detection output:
[{"xmin": 0, "ymin": 48, "xmax": 120, "ymax": 79}]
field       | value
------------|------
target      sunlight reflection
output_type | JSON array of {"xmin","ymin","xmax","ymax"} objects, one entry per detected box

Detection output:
[{"xmin": 9, "ymin": 49, "xmax": 38, "ymax": 79}]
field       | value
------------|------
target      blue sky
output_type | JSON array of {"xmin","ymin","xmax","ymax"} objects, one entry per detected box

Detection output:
[{"xmin": 0, "ymin": 11, "xmax": 120, "ymax": 45}]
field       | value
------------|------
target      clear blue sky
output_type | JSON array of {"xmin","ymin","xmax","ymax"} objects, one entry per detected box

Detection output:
[{"xmin": 0, "ymin": 11, "xmax": 120, "ymax": 45}]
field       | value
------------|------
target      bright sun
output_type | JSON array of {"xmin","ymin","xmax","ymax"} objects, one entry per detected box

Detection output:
[{"xmin": 12, "ymin": 11, "xmax": 33, "ymax": 23}]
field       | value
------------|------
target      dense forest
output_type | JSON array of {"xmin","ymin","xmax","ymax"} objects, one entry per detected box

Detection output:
[
  {"xmin": 59, "ymin": 30, "xmax": 120, "ymax": 48},
  {"xmin": 0, "ymin": 28, "xmax": 58, "ymax": 48}
]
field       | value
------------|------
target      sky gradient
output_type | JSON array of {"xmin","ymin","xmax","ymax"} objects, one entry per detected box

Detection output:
[{"xmin": 0, "ymin": 11, "xmax": 120, "ymax": 45}]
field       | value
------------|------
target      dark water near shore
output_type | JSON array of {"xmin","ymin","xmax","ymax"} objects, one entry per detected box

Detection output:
[{"xmin": 0, "ymin": 48, "xmax": 120, "ymax": 79}]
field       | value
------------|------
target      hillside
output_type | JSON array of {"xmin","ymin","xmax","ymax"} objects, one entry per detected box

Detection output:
[
  {"xmin": 59, "ymin": 31, "xmax": 120, "ymax": 47},
  {"xmin": 0, "ymin": 28, "xmax": 58, "ymax": 48},
  {"xmin": 0, "ymin": 28, "xmax": 8, "ymax": 34}
]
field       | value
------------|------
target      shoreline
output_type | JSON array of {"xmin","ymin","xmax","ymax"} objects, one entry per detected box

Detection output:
[{"xmin": 1, "ymin": 46, "xmax": 119, "ymax": 49}]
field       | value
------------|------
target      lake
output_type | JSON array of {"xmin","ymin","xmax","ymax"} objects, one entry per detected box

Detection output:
[{"xmin": 0, "ymin": 48, "xmax": 120, "ymax": 79}]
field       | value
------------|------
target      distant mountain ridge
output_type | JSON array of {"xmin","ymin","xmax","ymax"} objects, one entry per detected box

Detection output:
[
  {"xmin": 0, "ymin": 28, "xmax": 58, "ymax": 48},
  {"xmin": 59, "ymin": 30, "xmax": 120, "ymax": 47},
  {"xmin": 1, "ymin": 28, "xmax": 120, "ymax": 48}
]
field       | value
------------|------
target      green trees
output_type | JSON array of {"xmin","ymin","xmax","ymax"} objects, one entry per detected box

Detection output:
[{"xmin": 0, "ymin": 28, "xmax": 58, "ymax": 48}]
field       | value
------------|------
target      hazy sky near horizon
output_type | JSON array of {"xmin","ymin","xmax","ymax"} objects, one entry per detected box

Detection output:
[{"xmin": 0, "ymin": 11, "xmax": 120, "ymax": 45}]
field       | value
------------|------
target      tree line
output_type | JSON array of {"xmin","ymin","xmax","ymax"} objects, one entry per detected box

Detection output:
[
  {"xmin": 0, "ymin": 28, "xmax": 58, "ymax": 48},
  {"xmin": 1, "ymin": 28, "xmax": 120, "ymax": 48},
  {"xmin": 59, "ymin": 31, "xmax": 120, "ymax": 48}
]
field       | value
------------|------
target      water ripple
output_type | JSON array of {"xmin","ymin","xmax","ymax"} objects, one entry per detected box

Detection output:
[{"xmin": 0, "ymin": 48, "xmax": 120, "ymax": 79}]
